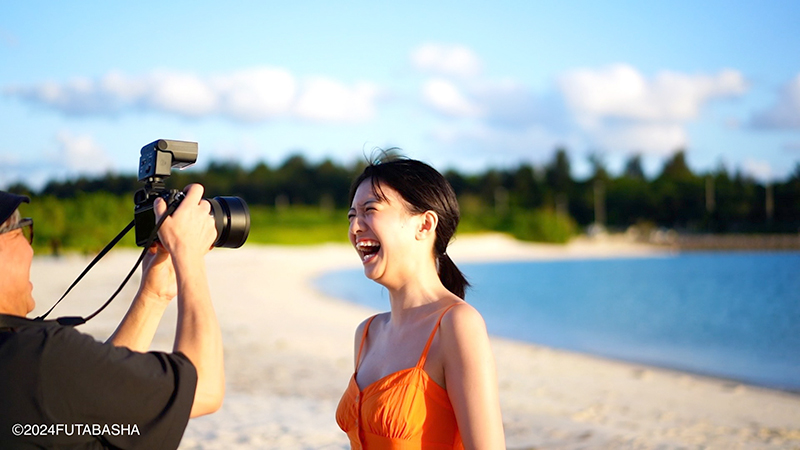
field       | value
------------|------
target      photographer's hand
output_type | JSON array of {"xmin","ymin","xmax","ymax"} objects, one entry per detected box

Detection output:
[
  {"xmin": 108, "ymin": 244, "xmax": 177, "ymax": 351},
  {"xmin": 154, "ymin": 183, "xmax": 225, "ymax": 418},
  {"xmin": 154, "ymin": 184, "xmax": 217, "ymax": 256}
]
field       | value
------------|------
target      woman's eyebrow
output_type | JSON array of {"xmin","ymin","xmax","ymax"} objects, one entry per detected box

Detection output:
[
  {"xmin": 349, "ymin": 200, "xmax": 375, "ymax": 213},
  {"xmin": 354, "ymin": 199, "xmax": 380, "ymax": 208}
]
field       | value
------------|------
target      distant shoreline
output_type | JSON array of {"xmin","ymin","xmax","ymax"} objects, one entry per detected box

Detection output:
[
  {"xmin": 450, "ymin": 231, "xmax": 800, "ymax": 256},
  {"xmin": 671, "ymin": 233, "xmax": 800, "ymax": 251}
]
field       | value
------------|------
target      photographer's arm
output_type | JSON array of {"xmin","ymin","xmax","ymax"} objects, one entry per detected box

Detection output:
[
  {"xmin": 108, "ymin": 245, "xmax": 176, "ymax": 351},
  {"xmin": 155, "ymin": 184, "xmax": 225, "ymax": 418}
]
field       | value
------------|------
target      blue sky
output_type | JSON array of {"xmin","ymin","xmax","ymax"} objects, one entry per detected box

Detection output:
[{"xmin": 2, "ymin": 1, "xmax": 799, "ymax": 190}]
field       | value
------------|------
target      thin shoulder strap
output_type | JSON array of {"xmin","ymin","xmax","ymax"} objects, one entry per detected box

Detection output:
[
  {"xmin": 355, "ymin": 315, "xmax": 379, "ymax": 372},
  {"xmin": 416, "ymin": 303, "xmax": 461, "ymax": 368}
]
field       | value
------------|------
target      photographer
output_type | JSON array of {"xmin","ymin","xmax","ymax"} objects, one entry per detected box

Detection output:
[{"xmin": 0, "ymin": 184, "xmax": 224, "ymax": 449}]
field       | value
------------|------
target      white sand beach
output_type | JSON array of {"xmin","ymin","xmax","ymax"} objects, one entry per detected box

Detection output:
[{"xmin": 29, "ymin": 234, "xmax": 800, "ymax": 449}]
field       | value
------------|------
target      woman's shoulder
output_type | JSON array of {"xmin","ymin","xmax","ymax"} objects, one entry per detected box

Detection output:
[
  {"xmin": 436, "ymin": 301, "xmax": 493, "ymax": 371},
  {"xmin": 439, "ymin": 300, "xmax": 488, "ymax": 340},
  {"xmin": 354, "ymin": 311, "xmax": 390, "ymax": 338}
]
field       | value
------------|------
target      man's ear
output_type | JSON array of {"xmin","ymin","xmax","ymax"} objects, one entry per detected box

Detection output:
[{"xmin": 416, "ymin": 210, "xmax": 438, "ymax": 240}]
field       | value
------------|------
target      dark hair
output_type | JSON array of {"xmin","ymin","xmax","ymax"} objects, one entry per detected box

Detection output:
[{"xmin": 349, "ymin": 152, "xmax": 470, "ymax": 298}]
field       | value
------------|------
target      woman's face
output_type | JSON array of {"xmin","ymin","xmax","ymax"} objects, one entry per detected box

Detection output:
[{"xmin": 348, "ymin": 179, "xmax": 419, "ymax": 284}]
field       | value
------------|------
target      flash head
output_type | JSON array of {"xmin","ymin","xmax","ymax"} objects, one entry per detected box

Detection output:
[{"xmin": 138, "ymin": 139, "xmax": 198, "ymax": 182}]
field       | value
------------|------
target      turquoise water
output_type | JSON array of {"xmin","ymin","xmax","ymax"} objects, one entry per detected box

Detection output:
[{"xmin": 314, "ymin": 252, "xmax": 800, "ymax": 391}]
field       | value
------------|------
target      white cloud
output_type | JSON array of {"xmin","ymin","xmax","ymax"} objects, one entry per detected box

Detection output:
[
  {"xmin": 293, "ymin": 77, "xmax": 379, "ymax": 123},
  {"xmin": 145, "ymin": 71, "xmax": 218, "ymax": 117},
  {"xmin": 13, "ymin": 77, "xmax": 114, "ymax": 114},
  {"xmin": 413, "ymin": 56, "xmax": 755, "ymax": 164},
  {"xmin": 422, "ymin": 78, "xmax": 481, "ymax": 118},
  {"xmin": 418, "ymin": 62, "xmax": 748, "ymax": 160},
  {"xmin": 751, "ymin": 74, "xmax": 800, "ymax": 129},
  {"xmin": 588, "ymin": 122, "xmax": 689, "ymax": 155},
  {"xmin": 470, "ymin": 79, "xmax": 557, "ymax": 129},
  {"xmin": 411, "ymin": 43, "xmax": 482, "ymax": 78},
  {"xmin": 0, "ymin": 132, "xmax": 116, "ymax": 189},
  {"xmin": 56, "ymin": 131, "xmax": 114, "ymax": 174},
  {"xmin": 213, "ymin": 68, "xmax": 296, "ymax": 122},
  {"xmin": 421, "ymin": 76, "xmax": 559, "ymax": 130},
  {"xmin": 559, "ymin": 64, "xmax": 747, "ymax": 123},
  {"xmin": 555, "ymin": 64, "xmax": 747, "ymax": 153},
  {"xmin": 414, "ymin": 44, "xmax": 545, "ymax": 125},
  {"xmin": 3, "ymin": 68, "xmax": 379, "ymax": 124}
]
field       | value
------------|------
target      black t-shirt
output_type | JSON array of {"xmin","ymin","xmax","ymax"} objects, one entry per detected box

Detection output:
[{"xmin": 0, "ymin": 314, "xmax": 198, "ymax": 449}]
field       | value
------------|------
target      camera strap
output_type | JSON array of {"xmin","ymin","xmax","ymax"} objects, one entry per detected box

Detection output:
[{"xmin": 34, "ymin": 200, "xmax": 178, "ymax": 326}]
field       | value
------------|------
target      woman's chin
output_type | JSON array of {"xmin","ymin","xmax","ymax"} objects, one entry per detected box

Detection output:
[
  {"xmin": 363, "ymin": 267, "xmax": 380, "ymax": 281},
  {"xmin": 362, "ymin": 263, "xmax": 385, "ymax": 283}
]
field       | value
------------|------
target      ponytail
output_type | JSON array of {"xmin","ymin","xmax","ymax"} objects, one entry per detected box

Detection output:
[{"xmin": 438, "ymin": 253, "xmax": 470, "ymax": 299}]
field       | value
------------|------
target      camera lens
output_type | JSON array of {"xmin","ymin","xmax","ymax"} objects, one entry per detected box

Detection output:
[{"xmin": 208, "ymin": 196, "xmax": 251, "ymax": 248}]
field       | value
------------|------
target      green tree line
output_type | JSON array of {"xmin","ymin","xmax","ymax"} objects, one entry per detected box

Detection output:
[{"xmin": 6, "ymin": 149, "xmax": 800, "ymax": 254}]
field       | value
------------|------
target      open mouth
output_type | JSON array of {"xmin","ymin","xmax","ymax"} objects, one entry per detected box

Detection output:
[{"xmin": 356, "ymin": 239, "xmax": 381, "ymax": 263}]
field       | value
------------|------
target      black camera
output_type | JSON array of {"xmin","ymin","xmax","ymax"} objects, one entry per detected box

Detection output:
[{"xmin": 133, "ymin": 139, "xmax": 250, "ymax": 248}]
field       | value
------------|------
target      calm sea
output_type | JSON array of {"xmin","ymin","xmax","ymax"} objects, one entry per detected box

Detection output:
[{"xmin": 314, "ymin": 252, "xmax": 800, "ymax": 392}]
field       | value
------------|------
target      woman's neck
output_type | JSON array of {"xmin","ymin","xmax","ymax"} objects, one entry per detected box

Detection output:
[{"xmin": 384, "ymin": 269, "xmax": 452, "ymax": 324}]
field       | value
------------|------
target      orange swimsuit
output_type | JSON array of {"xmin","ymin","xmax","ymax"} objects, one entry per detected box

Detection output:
[{"xmin": 336, "ymin": 304, "xmax": 464, "ymax": 449}]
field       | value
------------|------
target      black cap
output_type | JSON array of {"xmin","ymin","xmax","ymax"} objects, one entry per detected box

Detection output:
[{"xmin": 0, "ymin": 191, "xmax": 30, "ymax": 224}]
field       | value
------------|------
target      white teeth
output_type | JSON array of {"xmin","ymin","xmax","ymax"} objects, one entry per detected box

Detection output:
[
  {"xmin": 356, "ymin": 241, "xmax": 380, "ymax": 250},
  {"xmin": 356, "ymin": 240, "xmax": 380, "ymax": 263}
]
